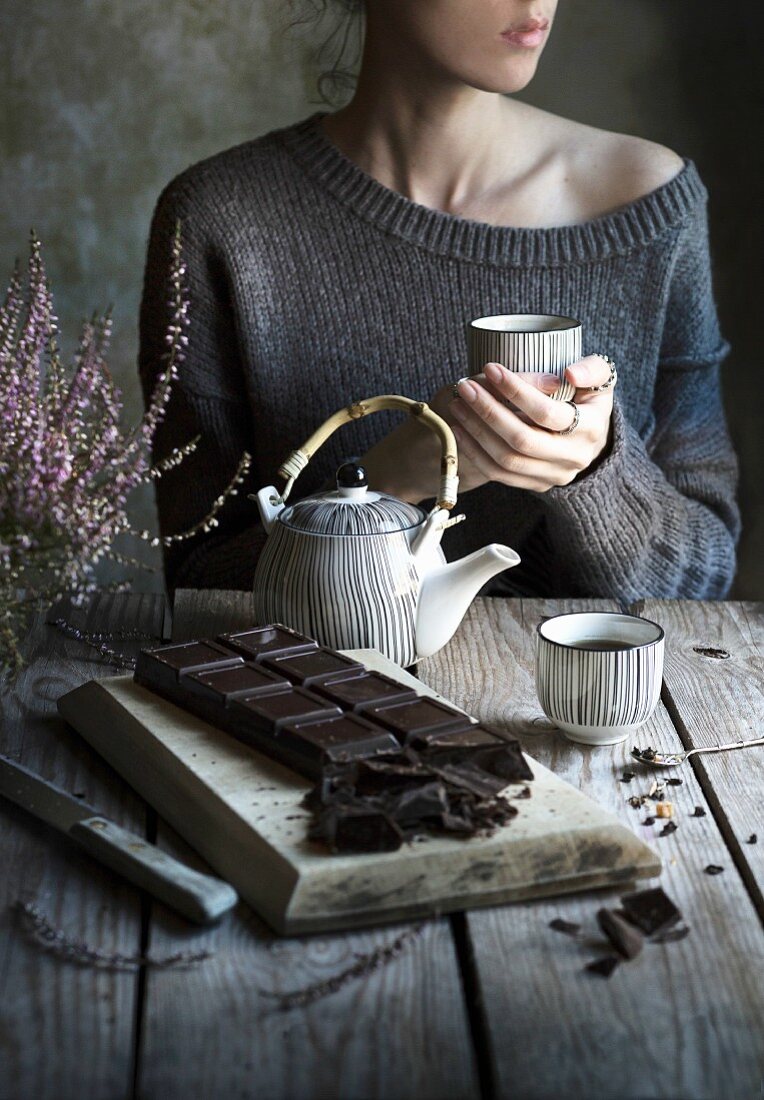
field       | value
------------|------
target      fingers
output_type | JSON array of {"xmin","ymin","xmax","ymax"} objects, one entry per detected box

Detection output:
[
  {"xmin": 451, "ymin": 422, "xmax": 566, "ymax": 492},
  {"xmin": 564, "ymin": 354, "xmax": 616, "ymax": 399},
  {"xmin": 451, "ymin": 381, "xmax": 584, "ymax": 466},
  {"xmin": 464, "ymin": 367, "xmax": 582, "ymax": 434}
]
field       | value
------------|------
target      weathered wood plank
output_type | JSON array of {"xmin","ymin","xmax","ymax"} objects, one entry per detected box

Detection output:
[
  {"xmin": 0, "ymin": 593, "xmax": 164, "ymax": 1100},
  {"xmin": 418, "ymin": 597, "xmax": 764, "ymax": 1100},
  {"xmin": 640, "ymin": 599, "xmax": 764, "ymax": 915},
  {"xmin": 136, "ymin": 589, "xmax": 480, "ymax": 1100}
]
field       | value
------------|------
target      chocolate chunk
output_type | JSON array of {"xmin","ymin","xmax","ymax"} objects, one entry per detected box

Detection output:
[
  {"xmin": 262, "ymin": 648, "xmax": 364, "ymax": 686},
  {"xmin": 620, "ymin": 887, "xmax": 681, "ymax": 935},
  {"xmin": 277, "ymin": 713, "xmax": 401, "ymax": 775},
  {"xmin": 651, "ymin": 925, "xmax": 690, "ymax": 944},
  {"xmin": 549, "ymin": 918, "xmax": 581, "ymax": 936},
  {"xmin": 313, "ymin": 806, "xmax": 404, "ymax": 853},
  {"xmin": 659, "ymin": 821, "xmax": 678, "ymax": 836},
  {"xmin": 596, "ymin": 907, "xmax": 644, "ymax": 959},
  {"xmin": 217, "ymin": 624, "xmax": 317, "ymax": 661},
  {"xmin": 387, "ymin": 781, "xmax": 448, "ymax": 824},
  {"xmin": 136, "ymin": 639, "xmax": 242, "ymax": 692},
  {"xmin": 364, "ymin": 696, "xmax": 469, "ymax": 743},
  {"xmin": 353, "ymin": 758, "xmax": 432, "ymax": 795},
  {"xmin": 705, "ymin": 864, "xmax": 724, "ymax": 875},
  {"xmin": 185, "ymin": 661, "xmax": 291, "ymax": 703},
  {"xmin": 691, "ymin": 806, "xmax": 707, "ymax": 817},
  {"xmin": 747, "ymin": 833, "xmax": 758, "ymax": 844},
  {"xmin": 313, "ymin": 671, "xmax": 417, "ymax": 712},
  {"xmin": 429, "ymin": 761, "xmax": 508, "ymax": 799},
  {"xmin": 585, "ymin": 956, "xmax": 620, "ymax": 978}
]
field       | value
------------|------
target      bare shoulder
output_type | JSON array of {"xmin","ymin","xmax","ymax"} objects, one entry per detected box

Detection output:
[
  {"xmin": 511, "ymin": 103, "xmax": 686, "ymax": 220},
  {"xmin": 555, "ymin": 114, "xmax": 685, "ymax": 215}
]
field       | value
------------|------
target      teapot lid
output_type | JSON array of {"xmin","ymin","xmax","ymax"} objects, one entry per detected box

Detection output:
[{"xmin": 278, "ymin": 462, "xmax": 426, "ymax": 536}]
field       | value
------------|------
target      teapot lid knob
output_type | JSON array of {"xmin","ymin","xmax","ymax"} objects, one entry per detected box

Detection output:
[{"xmin": 336, "ymin": 461, "xmax": 368, "ymax": 491}]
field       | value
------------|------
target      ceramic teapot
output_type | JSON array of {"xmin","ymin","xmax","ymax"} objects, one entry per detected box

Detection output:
[{"xmin": 251, "ymin": 395, "xmax": 519, "ymax": 667}]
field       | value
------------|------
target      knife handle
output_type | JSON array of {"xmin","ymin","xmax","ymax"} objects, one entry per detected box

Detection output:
[{"xmin": 70, "ymin": 817, "xmax": 238, "ymax": 924}]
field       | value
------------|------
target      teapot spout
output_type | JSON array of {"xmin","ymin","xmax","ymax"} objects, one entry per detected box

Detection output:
[{"xmin": 415, "ymin": 544, "xmax": 520, "ymax": 659}]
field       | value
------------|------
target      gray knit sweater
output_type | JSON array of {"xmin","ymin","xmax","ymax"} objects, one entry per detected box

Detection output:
[{"xmin": 138, "ymin": 113, "xmax": 740, "ymax": 601}]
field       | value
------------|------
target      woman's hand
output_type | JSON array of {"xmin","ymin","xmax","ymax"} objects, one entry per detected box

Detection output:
[{"xmin": 444, "ymin": 356, "xmax": 616, "ymax": 493}]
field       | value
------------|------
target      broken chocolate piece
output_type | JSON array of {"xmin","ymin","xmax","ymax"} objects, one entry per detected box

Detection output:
[
  {"xmin": 261, "ymin": 647, "xmax": 364, "ymax": 686},
  {"xmin": 549, "ymin": 918, "xmax": 581, "ymax": 936},
  {"xmin": 620, "ymin": 887, "xmax": 681, "ymax": 935},
  {"xmin": 596, "ymin": 908, "xmax": 644, "ymax": 959},
  {"xmin": 705, "ymin": 864, "xmax": 724, "ymax": 875},
  {"xmin": 313, "ymin": 805, "xmax": 404, "ymax": 853},
  {"xmin": 585, "ymin": 956, "xmax": 620, "ymax": 978},
  {"xmin": 651, "ymin": 925, "xmax": 691, "ymax": 944}
]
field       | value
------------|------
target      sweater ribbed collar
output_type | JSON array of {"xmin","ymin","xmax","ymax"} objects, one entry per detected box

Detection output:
[{"xmin": 277, "ymin": 112, "xmax": 705, "ymax": 268}]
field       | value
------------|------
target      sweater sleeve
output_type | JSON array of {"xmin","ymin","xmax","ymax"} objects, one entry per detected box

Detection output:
[
  {"xmin": 138, "ymin": 178, "xmax": 266, "ymax": 595},
  {"xmin": 538, "ymin": 198, "xmax": 740, "ymax": 601}
]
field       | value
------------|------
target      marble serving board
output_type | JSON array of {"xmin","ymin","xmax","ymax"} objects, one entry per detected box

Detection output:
[{"xmin": 58, "ymin": 652, "xmax": 660, "ymax": 934}]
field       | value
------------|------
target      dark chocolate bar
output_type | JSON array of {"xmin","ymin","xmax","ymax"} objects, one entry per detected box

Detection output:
[
  {"xmin": 363, "ymin": 696, "xmax": 472, "ymax": 743},
  {"xmin": 261, "ymin": 647, "xmax": 364, "ymax": 686},
  {"xmin": 217, "ymin": 624, "xmax": 317, "ymax": 661},
  {"xmin": 313, "ymin": 670, "xmax": 418, "ymax": 712}
]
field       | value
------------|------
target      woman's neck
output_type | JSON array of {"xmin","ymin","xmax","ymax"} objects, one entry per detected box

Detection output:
[{"xmin": 320, "ymin": 50, "xmax": 525, "ymax": 216}]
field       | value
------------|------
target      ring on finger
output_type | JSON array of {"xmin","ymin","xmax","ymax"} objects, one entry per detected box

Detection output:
[
  {"xmin": 453, "ymin": 377, "xmax": 469, "ymax": 400},
  {"xmin": 557, "ymin": 400, "xmax": 580, "ymax": 436},
  {"xmin": 587, "ymin": 354, "xmax": 617, "ymax": 392}
]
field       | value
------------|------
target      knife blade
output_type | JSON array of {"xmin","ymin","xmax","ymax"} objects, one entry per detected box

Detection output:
[{"xmin": 0, "ymin": 754, "xmax": 238, "ymax": 924}]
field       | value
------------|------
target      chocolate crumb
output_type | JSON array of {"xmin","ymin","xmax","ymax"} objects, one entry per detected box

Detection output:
[
  {"xmin": 705, "ymin": 864, "xmax": 724, "ymax": 875},
  {"xmin": 585, "ymin": 956, "xmax": 620, "ymax": 978},
  {"xmin": 620, "ymin": 771, "xmax": 635, "ymax": 783},
  {"xmin": 549, "ymin": 917, "xmax": 581, "ymax": 936},
  {"xmin": 659, "ymin": 821, "xmax": 678, "ymax": 837},
  {"xmin": 597, "ymin": 908, "xmax": 644, "ymax": 959},
  {"xmin": 691, "ymin": 806, "xmax": 707, "ymax": 817},
  {"xmin": 746, "ymin": 833, "xmax": 758, "ymax": 844}
]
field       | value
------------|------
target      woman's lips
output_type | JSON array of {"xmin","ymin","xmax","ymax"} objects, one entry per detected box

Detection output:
[{"xmin": 501, "ymin": 18, "xmax": 549, "ymax": 48}]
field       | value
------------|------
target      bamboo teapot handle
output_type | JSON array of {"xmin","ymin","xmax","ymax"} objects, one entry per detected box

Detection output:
[{"xmin": 274, "ymin": 395, "xmax": 459, "ymax": 511}]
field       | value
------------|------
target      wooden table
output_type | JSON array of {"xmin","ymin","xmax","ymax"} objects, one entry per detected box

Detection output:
[{"xmin": 1, "ymin": 593, "xmax": 762, "ymax": 1100}]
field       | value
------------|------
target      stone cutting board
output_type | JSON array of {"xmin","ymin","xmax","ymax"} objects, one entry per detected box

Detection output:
[{"xmin": 58, "ymin": 654, "xmax": 660, "ymax": 935}]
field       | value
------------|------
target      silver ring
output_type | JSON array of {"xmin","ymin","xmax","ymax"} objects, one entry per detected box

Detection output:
[
  {"xmin": 557, "ymin": 400, "xmax": 580, "ymax": 436},
  {"xmin": 453, "ymin": 377, "xmax": 469, "ymax": 400},
  {"xmin": 588, "ymin": 354, "xmax": 617, "ymax": 392}
]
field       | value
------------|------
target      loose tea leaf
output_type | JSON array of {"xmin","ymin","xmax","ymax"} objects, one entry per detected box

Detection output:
[
  {"xmin": 746, "ymin": 834, "xmax": 757, "ymax": 845},
  {"xmin": 659, "ymin": 821, "xmax": 678, "ymax": 836},
  {"xmin": 620, "ymin": 887, "xmax": 681, "ymax": 935},
  {"xmin": 549, "ymin": 918, "xmax": 581, "ymax": 936},
  {"xmin": 585, "ymin": 956, "xmax": 620, "ymax": 978},
  {"xmin": 667, "ymin": 777, "xmax": 683, "ymax": 786},
  {"xmin": 705, "ymin": 864, "xmax": 724, "ymax": 875},
  {"xmin": 620, "ymin": 771, "xmax": 635, "ymax": 783},
  {"xmin": 691, "ymin": 806, "xmax": 707, "ymax": 817}
]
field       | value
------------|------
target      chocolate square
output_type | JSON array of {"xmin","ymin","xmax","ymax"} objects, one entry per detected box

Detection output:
[
  {"xmin": 313, "ymin": 671, "xmax": 418, "ymax": 712},
  {"xmin": 408, "ymin": 724, "xmax": 502, "ymax": 753},
  {"xmin": 276, "ymin": 713, "xmax": 401, "ymax": 777},
  {"xmin": 261, "ymin": 647, "xmax": 364, "ymax": 686},
  {"xmin": 364, "ymin": 696, "xmax": 471, "ymax": 744},
  {"xmin": 135, "ymin": 639, "xmax": 243, "ymax": 693},
  {"xmin": 184, "ymin": 661, "xmax": 291, "ymax": 706},
  {"xmin": 313, "ymin": 806, "xmax": 404, "ymax": 853},
  {"xmin": 230, "ymin": 687, "xmax": 341, "ymax": 740},
  {"xmin": 217, "ymin": 624, "xmax": 317, "ymax": 662}
]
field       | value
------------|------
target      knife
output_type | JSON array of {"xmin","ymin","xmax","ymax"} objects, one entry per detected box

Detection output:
[{"xmin": 0, "ymin": 754, "xmax": 238, "ymax": 924}]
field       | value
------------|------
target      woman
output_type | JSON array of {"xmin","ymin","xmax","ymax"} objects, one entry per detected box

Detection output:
[{"xmin": 139, "ymin": 0, "xmax": 739, "ymax": 601}]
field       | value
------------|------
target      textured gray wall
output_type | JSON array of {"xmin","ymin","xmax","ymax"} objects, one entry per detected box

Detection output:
[{"xmin": 2, "ymin": 0, "xmax": 761, "ymax": 596}]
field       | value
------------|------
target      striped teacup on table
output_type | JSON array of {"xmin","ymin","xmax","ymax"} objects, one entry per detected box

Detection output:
[
  {"xmin": 467, "ymin": 313, "xmax": 581, "ymax": 402},
  {"xmin": 535, "ymin": 612, "xmax": 665, "ymax": 746}
]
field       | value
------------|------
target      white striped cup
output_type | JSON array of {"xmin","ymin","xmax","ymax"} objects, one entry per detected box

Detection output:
[
  {"xmin": 468, "ymin": 313, "xmax": 582, "ymax": 401},
  {"xmin": 535, "ymin": 612, "xmax": 665, "ymax": 746}
]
